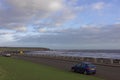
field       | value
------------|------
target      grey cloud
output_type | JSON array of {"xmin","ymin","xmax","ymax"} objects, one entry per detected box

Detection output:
[
  {"xmin": 0, "ymin": 0, "xmax": 65, "ymax": 30},
  {"xmin": 15, "ymin": 24, "xmax": 120, "ymax": 49},
  {"xmin": 0, "ymin": 0, "xmax": 79, "ymax": 32},
  {"xmin": 0, "ymin": 0, "xmax": 119, "ymax": 49}
]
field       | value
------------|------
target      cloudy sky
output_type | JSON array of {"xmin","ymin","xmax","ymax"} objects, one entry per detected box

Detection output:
[{"xmin": 0, "ymin": 0, "xmax": 120, "ymax": 49}]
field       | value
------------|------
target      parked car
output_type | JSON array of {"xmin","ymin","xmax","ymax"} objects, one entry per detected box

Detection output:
[
  {"xmin": 3, "ymin": 53, "xmax": 11, "ymax": 57},
  {"xmin": 71, "ymin": 62, "xmax": 96, "ymax": 75}
]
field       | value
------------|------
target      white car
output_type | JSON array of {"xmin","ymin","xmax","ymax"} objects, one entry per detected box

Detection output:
[{"xmin": 3, "ymin": 54, "xmax": 11, "ymax": 57}]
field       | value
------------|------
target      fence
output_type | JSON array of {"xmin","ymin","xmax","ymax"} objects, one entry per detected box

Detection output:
[{"xmin": 18, "ymin": 53, "xmax": 120, "ymax": 67}]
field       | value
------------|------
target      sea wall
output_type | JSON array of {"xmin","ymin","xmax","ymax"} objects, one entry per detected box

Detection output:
[{"xmin": 20, "ymin": 53, "xmax": 120, "ymax": 67}]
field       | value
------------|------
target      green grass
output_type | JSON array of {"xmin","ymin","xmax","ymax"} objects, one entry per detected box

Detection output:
[{"xmin": 0, "ymin": 57, "xmax": 103, "ymax": 80}]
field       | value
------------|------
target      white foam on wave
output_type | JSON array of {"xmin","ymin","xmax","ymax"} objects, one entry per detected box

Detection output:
[{"xmin": 28, "ymin": 51, "xmax": 120, "ymax": 59}]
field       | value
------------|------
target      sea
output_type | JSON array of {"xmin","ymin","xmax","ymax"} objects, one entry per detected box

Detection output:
[{"xmin": 27, "ymin": 50, "xmax": 120, "ymax": 59}]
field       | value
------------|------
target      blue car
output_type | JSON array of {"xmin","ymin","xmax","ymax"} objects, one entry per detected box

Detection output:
[{"xmin": 71, "ymin": 62, "xmax": 96, "ymax": 75}]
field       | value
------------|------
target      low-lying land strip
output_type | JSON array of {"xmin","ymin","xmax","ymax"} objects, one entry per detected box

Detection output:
[{"xmin": 0, "ymin": 57, "xmax": 101, "ymax": 80}]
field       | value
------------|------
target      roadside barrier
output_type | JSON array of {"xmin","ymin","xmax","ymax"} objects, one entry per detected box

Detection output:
[{"xmin": 3, "ymin": 52, "xmax": 120, "ymax": 67}]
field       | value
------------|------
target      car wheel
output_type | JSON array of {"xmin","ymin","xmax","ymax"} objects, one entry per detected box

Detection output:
[
  {"xmin": 74, "ymin": 69, "xmax": 78, "ymax": 72},
  {"xmin": 93, "ymin": 72, "xmax": 96, "ymax": 75},
  {"xmin": 79, "ymin": 71, "xmax": 82, "ymax": 74}
]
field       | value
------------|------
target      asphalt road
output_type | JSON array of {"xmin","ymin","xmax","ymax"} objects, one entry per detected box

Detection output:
[{"xmin": 13, "ymin": 56, "xmax": 120, "ymax": 80}]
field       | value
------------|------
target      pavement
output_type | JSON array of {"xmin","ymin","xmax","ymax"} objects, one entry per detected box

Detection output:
[{"xmin": 13, "ymin": 55, "xmax": 120, "ymax": 80}]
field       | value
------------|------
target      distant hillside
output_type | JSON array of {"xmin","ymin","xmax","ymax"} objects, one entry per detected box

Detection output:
[{"xmin": 0, "ymin": 47, "xmax": 50, "ymax": 51}]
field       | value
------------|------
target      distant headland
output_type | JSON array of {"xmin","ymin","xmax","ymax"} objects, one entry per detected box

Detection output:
[{"xmin": 0, "ymin": 47, "xmax": 50, "ymax": 51}]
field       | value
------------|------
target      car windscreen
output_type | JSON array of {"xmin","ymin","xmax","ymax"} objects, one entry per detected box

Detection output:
[{"xmin": 87, "ymin": 64, "xmax": 96, "ymax": 68}]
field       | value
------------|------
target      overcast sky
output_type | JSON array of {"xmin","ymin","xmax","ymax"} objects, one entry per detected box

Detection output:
[{"xmin": 0, "ymin": 0, "xmax": 120, "ymax": 49}]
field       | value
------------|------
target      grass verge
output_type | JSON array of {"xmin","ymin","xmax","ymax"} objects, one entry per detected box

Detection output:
[{"xmin": 0, "ymin": 57, "xmax": 103, "ymax": 80}]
